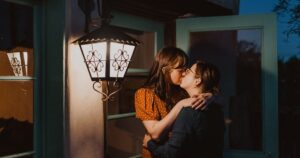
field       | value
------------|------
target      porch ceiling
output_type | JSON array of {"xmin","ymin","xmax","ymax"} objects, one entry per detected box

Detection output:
[{"xmin": 110, "ymin": 0, "xmax": 234, "ymax": 22}]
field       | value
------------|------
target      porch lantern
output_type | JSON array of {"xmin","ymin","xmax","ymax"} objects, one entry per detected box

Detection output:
[{"xmin": 73, "ymin": 24, "xmax": 140, "ymax": 100}]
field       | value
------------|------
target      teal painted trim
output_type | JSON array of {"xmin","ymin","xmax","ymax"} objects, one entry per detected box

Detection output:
[
  {"xmin": 126, "ymin": 68, "xmax": 149, "ymax": 77},
  {"xmin": 224, "ymin": 150, "xmax": 265, "ymax": 158},
  {"xmin": 3, "ymin": 0, "xmax": 35, "ymax": 6},
  {"xmin": 177, "ymin": 13, "xmax": 278, "ymax": 158},
  {"xmin": 261, "ymin": 14, "xmax": 278, "ymax": 158},
  {"xmin": 110, "ymin": 10, "xmax": 164, "ymax": 52},
  {"xmin": 42, "ymin": 0, "xmax": 66, "ymax": 157},
  {"xmin": 177, "ymin": 13, "xmax": 275, "ymax": 52},
  {"xmin": 0, "ymin": 76, "xmax": 35, "ymax": 80},
  {"xmin": 0, "ymin": 151, "xmax": 34, "ymax": 158},
  {"xmin": 128, "ymin": 154, "xmax": 142, "ymax": 158},
  {"xmin": 107, "ymin": 112, "xmax": 135, "ymax": 120},
  {"xmin": 33, "ymin": 2, "xmax": 43, "ymax": 158},
  {"xmin": 127, "ymin": 68, "xmax": 149, "ymax": 73}
]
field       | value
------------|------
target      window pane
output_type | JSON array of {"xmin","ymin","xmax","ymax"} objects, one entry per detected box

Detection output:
[
  {"xmin": 108, "ymin": 76, "xmax": 147, "ymax": 115},
  {"xmin": 0, "ymin": 1, "xmax": 34, "ymax": 77},
  {"xmin": 105, "ymin": 27, "xmax": 153, "ymax": 115},
  {"xmin": 127, "ymin": 31, "xmax": 155, "ymax": 70},
  {"xmin": 189, "ymin": 29, "xmax": 262, "ymax": 151},
  {"xmin": 0, "ymin": 81, "xmax": 33, "ymax": 156},
  {"xmin": 0, "ymin": 1, "xmax": 34, "ymax": 157},
  {"xmin": 107, "ymin": 117, "xmax": 145, "ymax": 157}
]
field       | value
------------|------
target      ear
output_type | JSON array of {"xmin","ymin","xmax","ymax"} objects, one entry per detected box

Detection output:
[
  {"xmin": 195, "ymin": 78, "xmax": 202, "ymax": 87},
  {"xmin": 162, "ymin": 67, "xmax": 166, "ymax": 74}
]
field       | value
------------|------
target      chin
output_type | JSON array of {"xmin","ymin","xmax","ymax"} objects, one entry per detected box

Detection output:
[
  {"xmin": 173, "ymin": 81, "xmax": 181, "ymax": 85},
  {"xmin": 179, "ymin": 84, "xmax": 184, "ymax": 89}
]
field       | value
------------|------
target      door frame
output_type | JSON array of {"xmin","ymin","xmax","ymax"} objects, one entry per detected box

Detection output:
[{"xmin": 176, "ymin": 13, "xmax": 278, "ymax": 158}]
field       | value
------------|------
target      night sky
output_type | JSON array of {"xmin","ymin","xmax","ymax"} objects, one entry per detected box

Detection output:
[{"xmin": 240, "ymin": 0, "xmax": 300, "ymax": 60}]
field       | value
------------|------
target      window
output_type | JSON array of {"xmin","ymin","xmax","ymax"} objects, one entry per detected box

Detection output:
[
  {"xmin": 107, "ymin": 27, "xmax": 155, "ymax": 157},
  {"xmin": 0, "ymin": 1, "xmax": 35, "ymax": 157},
  {"xmin": 107, "ymin": 27, "xmax": 154, "ymax": 116}
]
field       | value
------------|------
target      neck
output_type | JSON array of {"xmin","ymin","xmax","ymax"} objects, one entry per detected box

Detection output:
[{"xmin": 186, "ymin": 87, "xmax": 203, "ymax": 97}]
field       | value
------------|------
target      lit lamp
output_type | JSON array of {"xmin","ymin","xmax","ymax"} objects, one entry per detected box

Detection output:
[{"xmin": 73, "ymin": 24, "xmax": 140, "ymax": 100}]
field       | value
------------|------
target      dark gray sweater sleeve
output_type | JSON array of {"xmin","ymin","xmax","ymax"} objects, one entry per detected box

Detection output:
[{"xmin": 147, "ymin": 107, "xmax": 196, "ymax": 158}]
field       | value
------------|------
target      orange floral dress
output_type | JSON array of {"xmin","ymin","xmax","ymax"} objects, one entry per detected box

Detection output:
[{"xmin": 135, "ymin": 88, "xmax": 170, "ymax": 158}]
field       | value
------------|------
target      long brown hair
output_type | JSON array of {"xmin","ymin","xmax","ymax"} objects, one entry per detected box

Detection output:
[
  {"xmin": 194, "ymin": 60, "xmax": 220, "ymax": 94},
  {"xmin": 144, "ymin": 46, "xmax": 188, "ymax": 109}
]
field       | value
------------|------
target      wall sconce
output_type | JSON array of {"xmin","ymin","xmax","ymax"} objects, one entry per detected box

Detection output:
[
  {"xmin": 73, "ymin": 25, "xmax": 140, "ymax": 100},
  {"xmin": 7, "ymin": 46, "xmax": 30, "ymax": 76},
  {"xmin": 74, "ymin": 1, "xmax": 140, "ymax": 157}
]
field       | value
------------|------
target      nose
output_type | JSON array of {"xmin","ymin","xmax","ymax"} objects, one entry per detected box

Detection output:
[{"xmin": 182, "ymin": 70, "xmax": 186, "ymax": 76}]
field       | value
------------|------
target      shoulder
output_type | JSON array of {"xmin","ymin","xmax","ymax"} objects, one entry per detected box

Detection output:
[
  {"xmin": 172, "ymin": 107, "xmax": 198, "ymax": 133},
  {"xmin": 135, "ymin": 88, "xmax": 156, "ymax": 104},
  {"xmin": 177, "ymin": 107, "xmax": 199, "ymax": 122},
  {"xmin": 135, "ymin": 88, "xmax": 157, "ymax": 102},
  {"xmin": 135, "ymin": 88, "xmax": 155, "ymax": 96},
  {"xmin": 134, "ymin": 88, "xmax": 161, "ymax": 120},
  {"xmin": 178, "ymin": 107, "xmax": 211, "ymax": 125}
]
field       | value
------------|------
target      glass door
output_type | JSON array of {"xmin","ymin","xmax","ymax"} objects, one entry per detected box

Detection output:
[{"xmin": 176, "ymin": 13, "xmax": 278, "ymax": 158}]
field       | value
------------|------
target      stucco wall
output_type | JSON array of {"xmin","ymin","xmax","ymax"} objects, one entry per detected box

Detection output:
[{"xmin": 67, "ymin": 0, "xmax": 105, "ymax": 157}]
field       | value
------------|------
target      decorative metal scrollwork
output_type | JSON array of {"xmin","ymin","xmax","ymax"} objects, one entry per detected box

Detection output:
[
  {"xmin": 112, "ymin": 48, "xmax": 130, "ymax": 73},
  {"xmin": 93, "ymin": 80, "xmax": 122, "ymax": 101},
  {"xmin": 86, "ymin": 49, "xmax": 104, "ymax": 77}
]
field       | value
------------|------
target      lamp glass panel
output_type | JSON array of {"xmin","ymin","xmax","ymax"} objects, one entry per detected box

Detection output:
[
  {"xmin": 81, "ymin": 42, "xmax": 107, "ymax": 78},
  {"xmin": 109, "ymin": 42, "xmax": 135, "ymax": 78}
]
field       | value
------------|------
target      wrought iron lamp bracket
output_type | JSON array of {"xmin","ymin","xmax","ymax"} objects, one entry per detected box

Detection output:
[{"xmin": 92, "ymin": 80, "xmax": 122, "ymax": 101}]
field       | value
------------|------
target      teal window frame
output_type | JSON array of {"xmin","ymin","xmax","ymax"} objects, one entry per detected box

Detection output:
[{"xmin": 2, "ymin": 0, "xmax": 66, "ymax": 158}]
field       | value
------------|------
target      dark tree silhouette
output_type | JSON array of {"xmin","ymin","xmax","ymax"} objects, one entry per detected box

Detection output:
[
  {"xmin": 274, "ymin": 0, "xmax": 300, "ymax": 37},
  {"xmin": 278, "ymin": 56, "xmax": 300, "ymax": 158}
]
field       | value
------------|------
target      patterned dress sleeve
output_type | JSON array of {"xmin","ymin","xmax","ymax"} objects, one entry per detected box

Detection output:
[{"xmin": 134, "ymin": 88, "xmax": 158, "ymax": 120}]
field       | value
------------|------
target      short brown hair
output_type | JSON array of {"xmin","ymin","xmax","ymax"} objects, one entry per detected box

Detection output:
[{"xmin": 194, "ymin": 60, "xmax": 220, "ymax": 94}]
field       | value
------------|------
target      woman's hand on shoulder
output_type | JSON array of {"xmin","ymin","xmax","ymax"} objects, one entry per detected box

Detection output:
[
  {"xmin": 176, "ymin": 97, "xmax": 199, "ymax": 108},
  {"xmin": 178, "ymin": 93, "xmax": 214, "ymax": 110},
  {"xmin": 191, "ymin": 93, "xmax": 214, "ymax": 110}
]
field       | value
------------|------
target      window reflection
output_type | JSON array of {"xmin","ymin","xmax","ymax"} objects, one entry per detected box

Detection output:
[
  {"xmin": 107, "ymin": 117, "xmax": 145, "ymax": 157},
  {"xmin": 0, "ymin": 1, "xmax": 34, "ymax": 157},
  {"xmin": 0, "ymin": 81, "xmax": 33, "ymax": 157},
  {"xmin": 189, "ymin": 29, "xmax": 262, "ymax": 151},
  {"xmin": 0, "ymin": 1, "xmax": 33, "ymax": 77},
  {"xmin": 107, "ymin": 27, "xmax": 154, "ymax": 115},
  {"xmin": 3, "ymin": 46, "xmax": 33, "ymax": 76},
  {"xmin": 108, "ymin": 76, "xmax": 147, "ymax": 115}
]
